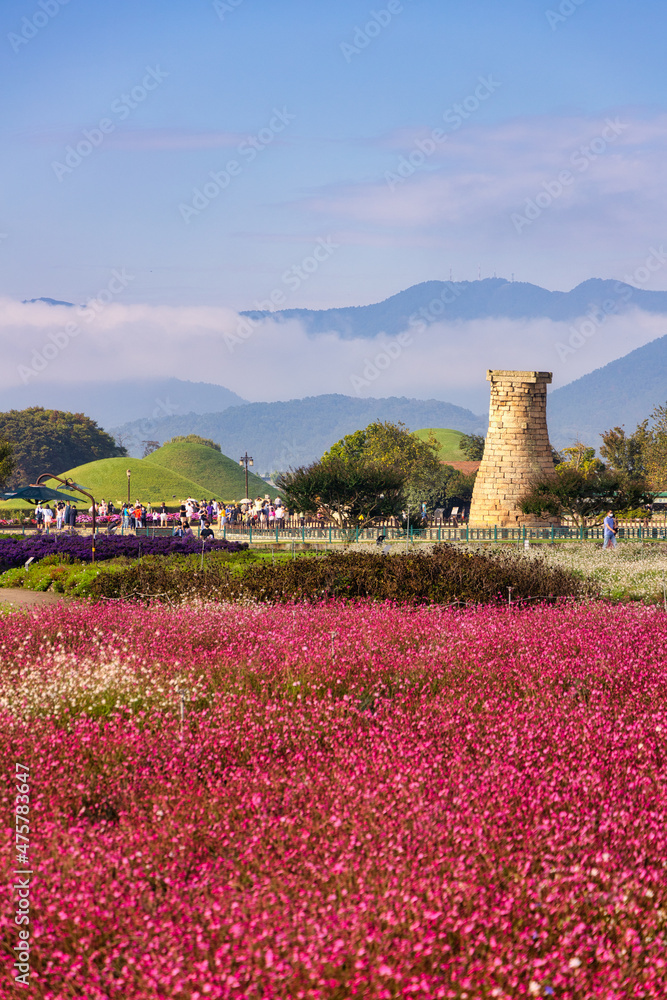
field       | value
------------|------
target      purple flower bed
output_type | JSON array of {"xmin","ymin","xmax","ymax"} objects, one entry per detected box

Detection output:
[{"xmin": 0, "ymin": 534, "xmax": 247, "ymax": 572}]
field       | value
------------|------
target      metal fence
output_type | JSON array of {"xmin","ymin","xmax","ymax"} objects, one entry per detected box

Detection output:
[
  {"xmin": 4, "ymin": 522, "xmax": 666, "ymax": 544},
  {"xmin": 217, "ymin": 523, "xmax": 667, "ymax": 544}
]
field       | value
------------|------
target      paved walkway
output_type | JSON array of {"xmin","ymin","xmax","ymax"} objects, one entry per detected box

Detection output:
[{"xmin": 0, "ymin": 588, "xmax": 70, "ymax": 610}]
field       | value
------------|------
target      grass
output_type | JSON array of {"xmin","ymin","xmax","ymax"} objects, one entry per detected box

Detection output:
[
  {"xmin": 0, "ymin": 553, "xmax": 134, "ymax": 597},
  {"xmin": 0, "ymin": 453, "xmax": 249, "ymax": 512},
  {"xmin": 414, "ymin": 427, "xmax": 466, "ymax": 462},
  {"xmin": 144, "ymin": 440, "xmax": 276, "ymax": 501},
  {"xmin": 0, "ymin": 548, "xmax": 291, "ymax": 596},
  {"xmin": 35, "ymin": 457, "xmax": 216, "ymax": 508}
]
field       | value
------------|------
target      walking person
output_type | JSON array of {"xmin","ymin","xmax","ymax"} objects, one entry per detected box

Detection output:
[
  {"xmin": 132, "ymin": 501, "xmax": 143, "ymax": 532},
  {"xmin": 603, "ymin": 510, "xmax": 617, "ymax": 550}
]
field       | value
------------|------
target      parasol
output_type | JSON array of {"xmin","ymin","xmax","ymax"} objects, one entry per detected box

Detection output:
[{"xmin": 1, "ymin": 485, "xmax": 81, "ymax": 504}]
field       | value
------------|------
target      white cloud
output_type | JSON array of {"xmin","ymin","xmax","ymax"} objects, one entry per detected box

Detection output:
[
  {"xmin": 0, "ymin": 297, "xmax": 664, "ymax": 414},
  {"xmin": 300, "ymin": 112, "xmax": 667, "ymax": 265}
]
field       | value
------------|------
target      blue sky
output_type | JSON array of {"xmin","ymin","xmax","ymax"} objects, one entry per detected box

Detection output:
[
  {"xmin": 2, "ymin": 0, "xmax": 667, "ymax": 406},
  {"xmin": 3, "ymin": 0, "xmax": 667, "ymax": 308}
]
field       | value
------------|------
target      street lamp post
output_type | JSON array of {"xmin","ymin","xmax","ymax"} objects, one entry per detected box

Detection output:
[
  {"xmin": 239, "ymin": 453, "xmax": 254, "ymax": 500},
  {"xmin": 126, "ymin": 469, "xmax": 131, "ymax": 504}
]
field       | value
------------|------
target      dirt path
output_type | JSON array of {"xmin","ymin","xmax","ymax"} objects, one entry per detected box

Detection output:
[{"xmin": 0, "ymin": 588, "xmax": 71, "ymax": 610}]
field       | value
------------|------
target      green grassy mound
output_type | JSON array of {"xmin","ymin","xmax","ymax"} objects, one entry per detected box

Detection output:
[
  {"xmin": 41, "ymin": 457, "xmax": 215, "ymax": 507},
  {"xmin": 414, "ymin": 427, "xmax": 465, "ymax": 463},
  {"xmin": 145, "ymin": 441, "xmax": 275, "ymax": 501}
]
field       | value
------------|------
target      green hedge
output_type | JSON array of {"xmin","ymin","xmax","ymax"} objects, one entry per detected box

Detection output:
[{"xmin": 86, "ymin": 546, "xmax": 594, "ymax": 605}]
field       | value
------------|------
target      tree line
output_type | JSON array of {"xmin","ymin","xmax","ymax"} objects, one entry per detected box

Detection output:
[
  {"xmin": 2, "ymin": 402, "xmax": 665, "ymax": 530},
  {"xmin": 0, "ymin": 407, "xmax": 125, "ymax": 491},
  {"xmin": 520, "ymin": 402, "xmax": 667, "ymax": 526}
]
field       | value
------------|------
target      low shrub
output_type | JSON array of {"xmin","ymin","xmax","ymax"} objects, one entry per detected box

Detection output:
[{"xmin": 87, "ymin": 545, "xmax": 594, "ymax": 605}]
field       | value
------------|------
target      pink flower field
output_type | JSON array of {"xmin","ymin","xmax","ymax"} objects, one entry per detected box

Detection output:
[{"xmin": 1, "ymin": 600, "xmax": 667, "ymax": 999}]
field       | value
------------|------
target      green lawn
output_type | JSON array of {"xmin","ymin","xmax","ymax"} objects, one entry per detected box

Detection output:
[
  {"xmin": 414, "ymin": 427, "xmax": 465, "ymax": 463},
  {"xmin": 40, "ymin": 457, "xmax": 216, "ymax": 507},
  {"xmin": 0, "ymin": 445, "xmax": 280, "ymax": 512},
  {"xmin": 145, "ymin": 441, "xmax": 277, "ymax": 501}
]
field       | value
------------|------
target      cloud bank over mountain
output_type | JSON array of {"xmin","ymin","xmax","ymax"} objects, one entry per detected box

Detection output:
[{"xmin": 1, "ymin": 290, "xmax": 666, "ymax": 413}]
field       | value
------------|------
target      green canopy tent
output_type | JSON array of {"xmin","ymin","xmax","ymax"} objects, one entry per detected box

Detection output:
[
  {"xmin": 1, "ymin": 485, "xmax": 81, "ymax": 504},
  {"xmin": 3, "ymin": 473, "xmax": 99, "ymax": 559}
]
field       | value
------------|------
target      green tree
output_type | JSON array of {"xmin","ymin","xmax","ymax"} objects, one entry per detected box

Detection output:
[
  {"xmin": 556, "ymin": 441, "xmax": 604, "ymax": 476},
  {"xmin": 458, "ymin": 433, "xmax": 485, "ymax": 461},
  {"xmin": 600, "ymin": 424, "xmax": 649, "ymax": 480},
  {"xmin": 643, "ymin": 403, "xmax": 667, "ymax": 491},
  {"xmin": 323, "ymin": 421, "xmax": 441, "ymax": 479},
  {"xmin": 275, "ymin": 457, "xmax": 406, "ymax": 530},
  {"xmin": 520, "ymin": 466, "xmax": 651, "ymax": 528},
  {"xmin": 0, "ymin": 437, "xmax": 15, "ymax": 490},
  {"xmin": 164, "ymin": 435, "xmax": 221, "ymax": 452},
  {"xmin": 0, "ymin": 407, "xmax": 126, "ymax": 488}
]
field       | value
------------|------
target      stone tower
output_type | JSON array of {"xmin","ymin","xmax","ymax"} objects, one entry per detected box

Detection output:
[{"xmin": 469, "ymin": 370, "xmax": 558, "ymax": 527}]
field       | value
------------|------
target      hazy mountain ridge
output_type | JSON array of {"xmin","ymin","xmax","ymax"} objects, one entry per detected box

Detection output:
[
  {"xmin": 0, "ymin": 378, "xmax": 249, "ymax": 430},
  {"xmin": 548, "ymin": 332, "xmax": 667, "ymax": 445},
  {"xmin": 14, "ymin": 280, "xmax": 667, "ymax": 452},
  {"xmin": 111, "ymin": 394, "xmax": 488, "ymax": 472},
  {"xmin": 241, "ymin": 277, "xmax": 667, "ymax": 339},
  {"xmin": 26, "ymin": 276, "xmax": 667, "ymax": 345}
]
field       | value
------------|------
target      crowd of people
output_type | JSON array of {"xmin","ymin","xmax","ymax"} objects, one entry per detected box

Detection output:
[
  {"xmin": 28, "ymin": 495, "xmax": 467, "ymax": 535},
  {"xmin": 117, "ymin": 496, "xmax": 293, "ymax": 534},
  {"xmin": 27, "ymin": 496, "xmax": 295, "ymax": 534},
  {"xmin": 33, "ymin": 501, "xmax": 80, "ymax": 531}
]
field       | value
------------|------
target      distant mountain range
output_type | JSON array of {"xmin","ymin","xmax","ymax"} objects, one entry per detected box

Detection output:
[
  {"xmin": 111, "ymin": 395, "xmax": 488, "ymax": 472},
  {"xmin": 242, "ymin": 277, "xmax": 667, "ymax": 338},
  {"xmin": 0, "ymin": 378, "xmax": 248, "ymax": 429},
  {"xmin": 107, "ymin": 328, "xmax": 667, "ymax": 463},
  {"xmin": 548, "ymin": 332, "xmax": 667, "ymax": 444},
  {"xmin": 27, "ymin": 277, "xmax": 667, "ymax": 339},
  {"xmin": 12, "ymin": 279, "xmax": 667, "ymax": 456}
]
